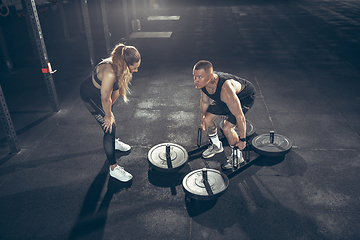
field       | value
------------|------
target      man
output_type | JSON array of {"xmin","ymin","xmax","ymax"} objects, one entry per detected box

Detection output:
[{"xmin": 193, "ymin": 60, "xmax": 256, "ymax": 170}]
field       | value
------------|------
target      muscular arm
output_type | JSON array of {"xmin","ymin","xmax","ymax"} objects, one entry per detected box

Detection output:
[
  {"xmin": 200, "ymin": 91, "xmax": 211, "ymax": 118},
  {"xmin": 99, "ymin": 66, "xmax": 117, "ymax": 133},
  {"xmin": 220, "ymin": 81, "xmax": 246, "ymax": 140},
  {"xmin": 111, "ymin": 90, "xmax": 120, "ymax": 105},
  {"xmin": 200, "ymin": 91, "xmax": 212, "ymax": 131},
  {"xmin": 100, "ymin": 72, "xmax": 115, "ymax": 117}
]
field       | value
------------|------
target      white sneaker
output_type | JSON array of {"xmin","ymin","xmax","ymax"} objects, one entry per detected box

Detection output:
[
  {"xmin": 115, "ymin": 138, "xmax": 131, "ymax": 151},
  {"xmin": 221, "ymin": 151, "xmax": 245, "ymax": 171},
  {"xmin": 202, "ymin": 142, "xmax": 224, "ymax": 158},
  {"xmin": 109, "ymin": 166, "xmax": 133, "ymax": 182}
]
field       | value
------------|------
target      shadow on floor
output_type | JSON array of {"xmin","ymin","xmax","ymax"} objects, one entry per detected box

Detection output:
[
  {"xmin": 68, "ymin": 161, "xmax": 132, "ymax": 240},
  {"xmin": 148, "ymin": 163, "xmax": 191, "ymax": 196}
]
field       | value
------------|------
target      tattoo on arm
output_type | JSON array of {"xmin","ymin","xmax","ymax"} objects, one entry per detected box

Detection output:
[{"xmin": 207, "ymin": 122, "xmax": 217, "ymax": 135}]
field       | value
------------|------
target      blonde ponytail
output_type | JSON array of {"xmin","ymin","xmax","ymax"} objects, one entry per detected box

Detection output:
[{"xmin": 110, "ymin": 44, "xmax": 140, "ymax": 102}]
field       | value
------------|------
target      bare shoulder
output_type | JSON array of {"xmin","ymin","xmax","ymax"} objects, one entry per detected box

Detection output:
[
  {"xmin": 222, "ymin": 79, "xmax": 241, "ymax": 93},
  {"xmin": 98, "ymin": 63, "xmax": 116, "ymax": 83},
  {"xmin": 220, "ymin": 80, "xmax": 239, "ymax": 102},
  {"xmin": 221, "ymin": 80, "xmax": 236, "ymax": 93}
]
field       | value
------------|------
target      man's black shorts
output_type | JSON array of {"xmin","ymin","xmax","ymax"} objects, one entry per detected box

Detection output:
[{"xmin": 207, "ymin": 93, "xmax": 255, "ymax": 125}]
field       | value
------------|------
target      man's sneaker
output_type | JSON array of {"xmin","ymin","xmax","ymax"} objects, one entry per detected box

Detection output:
[
  {"xmin": 115, "ymin": 138, "xmax": 131, "ymax": 151},
  {"xmin": 221, "ymin": 151, "xmax": 245, "ymax": 171},
  {"xmin": 109, "ymin": 165, "xmax": 133, "ymax": 182},
  {"xmin": 202, "ymin": 142, "xmax": 224, "ymax": 158}
]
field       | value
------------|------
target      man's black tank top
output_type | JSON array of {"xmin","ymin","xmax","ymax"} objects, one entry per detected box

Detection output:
[{"xmin": 202, "ymin": 71, "xmax": 255, "ymax": 106}]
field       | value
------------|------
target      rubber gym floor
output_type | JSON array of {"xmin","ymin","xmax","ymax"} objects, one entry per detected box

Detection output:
[{"xmin": 0, "ymin": 0, "xmax": 359, "ymax": 239}]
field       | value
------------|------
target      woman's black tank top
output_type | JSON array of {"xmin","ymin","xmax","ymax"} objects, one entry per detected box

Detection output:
[{"xmin": 93, "ymin": 62, "xmax": 119, "ymax": 91}]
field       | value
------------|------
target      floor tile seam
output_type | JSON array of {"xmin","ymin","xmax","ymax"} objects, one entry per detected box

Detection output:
[
  {"xmin": 254, "ymin": 91, "xmax": 348, "ymax": 116},
  {"xmin": 297, "ymin": 3, "xmax": 360, "ymax": 43},
  {"xmin": 0, "ymin": 111, "xmax": 54, "ymax": 142},
  {"xmin": 127, "ymin": 144, "xmax": 152, "ymax": 149},
  {"xmin": 251, "ymin": 6, "xmax": 360, "ymax": 139},
  {"xmin": 282, "ymin": 157, "xmax": 330, "ymax": 213},
  {"xmin": 0, "ymin": 148, "xmax": 38, "ymax": 188},
  {"xmin": 291, "ymin": 147, "xmax": 359, "ymax": 152},
  {"xmin": 251, "ymin": 75, "xmax": 275, "ymax": 130},
  {"xmin": 293, "ymin": 207, "xmax": 360, "ymax": 214},
  {"xmin": 324, "ymin": 97, "xmax": 360, "ymax": 100},
  {"xmin": 9, "ymin": 0, "xmax": 360, "ymax": 202},
  {"xmin": 235, "ymin": 7, "xmax": 283, "ymax": 132},
  {"xmin": 283, "ymin": 146, "xmax": 359, "ymax": 213},
  {"xmin": 252, "ymin": 173, "xmax": 283, "ymax": 205},
  {"xmin": 258, "ymin": 110, "xmax": 346, "ymax": 114},
  {"xmin": 266, "ymin": 2, "xmax": 360, "ymax": 65},
  {"xmin": 180, "ymin": 3, "xmax": 354, "ymax": 144},
  {"xmin": 0, "ymin": 171, "xmax": 13, "ymax": 189},
  {"xmin": 316, "ymin": 4, "xmax": 360, "ymax": 27},
  {"xmin": 135, "ymin": 107, "xmax": 197, "ymax": 112},
  {"xmin": 3, "ymin": 100, "xmax": 83, "ymax": 167},
  {"xmin": 250, "ymin": 69, "xmax": 356, "ymax": 140},
  {"xmin": 340, "ymin": 1, "xmax": 360, "ymax": 10},
  {"xmin": 240, "ymin": 173, "xmax": 310, "ymax": 215},
  {"xmin": 256, "ymin": 173, "xmax": 295, "ymax": 178},
  {"xmin": 326, "ymin": 102, "xmax": 360, "ymax": 140},
  {"xmin": 252, "ymin": 173, "xmax": 318, "ymax": 213},
  {"xmin": 270, "ymin": 7, "xmax": 347, "ymax": 60}
]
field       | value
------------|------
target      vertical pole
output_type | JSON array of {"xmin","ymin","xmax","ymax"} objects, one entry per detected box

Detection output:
[
  {"xmin": 100, "ymin": 0, "xmax": 110, "ymax": 55},
  {"xmin": 0, "ymin": 85, "xmax": 20, "ymax": 153},
  {"xmin": 122, "ymin": 0, "xmax": 129, "ymax": 38},
  {"xmin": 58, "ymin": 0, "xmax": 69, "ymax": 40},
  {"xmin": 23, "ymin": 0, "xmax": 60, "ymax": 112},
  {"xmin": 0, "ymin": 24, "xmax": 13, "ymax": 72},
  {"xmin": 80, "ymin": 0, "xmax": 95, "ymax": 68},
  {"xmin": 21, "ymin": 0, "xmax": 38, "ymax": 59}
]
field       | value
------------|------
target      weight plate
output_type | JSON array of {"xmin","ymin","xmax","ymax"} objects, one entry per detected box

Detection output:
[
  {"xmin": 245, "ymin": 119, "xmax": 256, "ymax": 138},
  {"xmin": 148, "ymin": 143, "xmax": 188, "ymax": 172},
  {"xmin": 182, "ymin": 168, "xmax": 229, "ymax": 200},
  {"xmin": 252, "ymin": 132, "xmax": 292, "ymax": 157}
]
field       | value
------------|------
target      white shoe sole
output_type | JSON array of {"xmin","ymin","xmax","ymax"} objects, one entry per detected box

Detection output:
[
  {"xmin": 109, "ymin": 166, "xmax": 133, "ymax": 182},
  {"xmin": 115, "ymin": 139, "xmax": 131, "ymax": 151},
  {"xmin": 202, "ymin": 146, "xmax": 224, "ymax": 159}
]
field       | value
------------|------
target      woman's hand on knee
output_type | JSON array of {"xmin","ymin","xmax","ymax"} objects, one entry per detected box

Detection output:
[{"xmin": 103, "ymin": 114, "xmax": 116, "ymax": 133}]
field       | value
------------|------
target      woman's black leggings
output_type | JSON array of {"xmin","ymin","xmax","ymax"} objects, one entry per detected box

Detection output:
[{"xmin": 80, "ymin": 79, "xmax": 117, "ymax": 165}]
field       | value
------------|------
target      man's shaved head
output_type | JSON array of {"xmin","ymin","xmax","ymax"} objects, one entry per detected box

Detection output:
[{"xmin": 194, "ymin": 60, "xmax": 213, "ymax": 75}]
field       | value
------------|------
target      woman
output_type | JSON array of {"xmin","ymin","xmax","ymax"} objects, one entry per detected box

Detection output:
[{"xmin": 80, "ymin": 43, "xmax": 141, "ymax": 182}]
